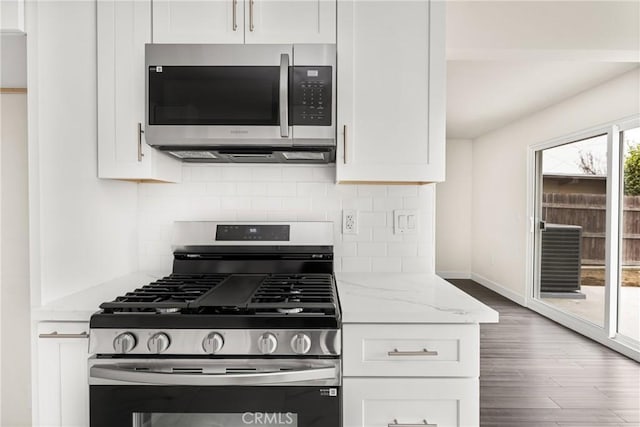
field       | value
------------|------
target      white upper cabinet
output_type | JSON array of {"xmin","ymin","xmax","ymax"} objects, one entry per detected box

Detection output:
[
  {"xmin": 153, "ymin": 0, "xmax": 245, "ymax": 44},
  {"xmin": 336, "ymin": 0, "xmax": 445, "ymax": 184},
  {"xmin": 244, "ymin": 0, "xmax": 336, "ymax": 44},
  {"xmin": 97, "ymin": 0, "xmax": 182, "ymax": 182},
  {"xmin": 152, "ymin": 0, "xmax": 335, "ymax": 44},
  {"xmin": 0, "ymin": 0, "xmax": 24, "ymax": 32}
]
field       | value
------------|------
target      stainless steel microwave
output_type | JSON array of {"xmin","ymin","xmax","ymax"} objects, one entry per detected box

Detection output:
[{"xmin": 145, "ymin": 44, "xmax": 336, "ymax": 163}]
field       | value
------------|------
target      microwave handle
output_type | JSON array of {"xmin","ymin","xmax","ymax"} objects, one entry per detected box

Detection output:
[{"xmin": 279, "ymin": 53, "xmax": 289, "ymax": 138}]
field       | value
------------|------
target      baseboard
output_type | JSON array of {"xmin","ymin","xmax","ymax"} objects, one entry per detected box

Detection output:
[
  {"xmin": 471, "ymin": 273, "xmax": 527, "ymax": 306},
  {"xmin": 436, "ymin": 271, "xmax": 472, "ymax": 280}
]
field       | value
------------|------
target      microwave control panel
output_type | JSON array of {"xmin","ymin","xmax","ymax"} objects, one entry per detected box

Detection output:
[{"xmin": 290, "ymin": 66, "xmax": 332, "ymax": 126}]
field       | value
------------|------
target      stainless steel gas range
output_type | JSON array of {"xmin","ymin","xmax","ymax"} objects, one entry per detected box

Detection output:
[{"xmin": 88, "ymin": 221, "xmax": 341, "ymax": 427}]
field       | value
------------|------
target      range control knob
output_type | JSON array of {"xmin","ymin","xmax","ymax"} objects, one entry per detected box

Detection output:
[
  {"xmin": 113, "ymin": 332, "xmax": 136, "ymax": 354},
  {"xmin": 258, "ymin": 332, "xmax": 278, "ymax": 355},
  {"xmin": 290, "ymin": 333, "xmax": 312, "ymax": 355},
  {"xmin": 147, "ymin": 332, "xmax": 171, "ymax": 354},
  {"xmin": 202, "ymin": 332, "xmax": 225, "ymax": 354}
]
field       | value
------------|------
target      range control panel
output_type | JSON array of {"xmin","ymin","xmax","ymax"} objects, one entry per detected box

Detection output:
[{"xmin": 290, "ymin": 66, "xmax": 332, "ymax": 126}]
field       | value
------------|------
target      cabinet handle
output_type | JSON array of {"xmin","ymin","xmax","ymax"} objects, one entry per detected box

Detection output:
[
  {"xmin": 137, "ymin": 122, "xmax": 145, "ymax": 162},
  {"xmin": 343, "ymin": 125, "xmax": 347, "ymax": 164},
  {"xmin": 387, "ymin": 348, "xmax": 439, "ymax": 357},
  {"xmin": 249, "ymin": 0, "xmax": 255, "ymax": 31},
  {"xmin": 388, "ymin": 420, "xmax": 437, "ymax": 427},
  {"xmin": 232, "ymin": 0, "xmax": 238, "ymax": 31},
  {"xmin": 39, "ymin": 331, "xmax": 89, "ymax": 339}
]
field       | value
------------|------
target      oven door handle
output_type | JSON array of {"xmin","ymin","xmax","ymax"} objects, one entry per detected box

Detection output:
[{"xmin": 90, "ymin": 365, "xmax": 337, "ymax": 386}]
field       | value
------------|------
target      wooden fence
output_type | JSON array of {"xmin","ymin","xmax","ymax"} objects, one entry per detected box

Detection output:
[{"xmin": 542, "ymin": 193, "xmax": 640, "ymax": 265}]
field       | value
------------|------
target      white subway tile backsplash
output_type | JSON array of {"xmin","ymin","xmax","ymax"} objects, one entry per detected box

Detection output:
[
  {"xmin": 221, "ymin": 166, "xmax": 253, "ymax": 182},
  {"xmin": 252, "ymin": 167, "xmax": 283, "ymax": 182},
  {"xmin": 371, "ymin": 256, "xmax": 402, "ymax": 272},
  {"xmin": 402, "ymin": 257, "xmax": 430, "ymax": 273},
  {"xmin": 388, "ymin": 242, "xmax": 418, "ymax": 257},
  {"xmin": 359, "ymin": 212, "xmax": 386, "ymax": 228},
  {"xmin": 341, "ymin": 257, "xmax": 372, "ymax": 272},
  {"xmin": 387, "ymin": 185, "xmax": 418, "ymax": 197},
  {"xmin": 251, "ymin": 197, "xmax": 282, "ymax": 210},
  {"xmin": 297, "ymin": 182, "xmax": 327, "ymax": 197},
  {"xmin": 373, "ymin": 197, "xmax": 403, "ymax": 211},
  {"xmin": 138, "ymin": 165, "xmax": 435, "ymax": 275},
  {"xmin": 357, "ymin": 242, "xmax": 386, "ymax": 257},
  {"xmin": 282, "ymin": 167, "xmax": 315, "ymax": 181},
  {"xmin": 236, "ymin": 182, "xmax": 268, "ymax": 196},
  {"xmin": 267, "ymin": 182, "xmax": 297, "ymax": 197},
  {"xmin": 221, "ymin": 197, "xmax": 252, "ymax": 210}
]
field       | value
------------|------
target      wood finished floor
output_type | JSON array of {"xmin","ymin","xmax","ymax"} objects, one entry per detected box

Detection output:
[{"xmin": 448, "ymin": 279, "xmax": 640, "ymax": 427}]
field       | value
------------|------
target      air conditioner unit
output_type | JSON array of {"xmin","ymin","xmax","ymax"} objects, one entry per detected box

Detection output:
[{"xmin": 540, "ymin": 224, "xmax": 582, "ymax": 293}]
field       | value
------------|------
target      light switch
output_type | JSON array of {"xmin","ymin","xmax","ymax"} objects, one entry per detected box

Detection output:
[{"xmin": 393, "ymin": 210, "xmax": 418, "ymax": 234}]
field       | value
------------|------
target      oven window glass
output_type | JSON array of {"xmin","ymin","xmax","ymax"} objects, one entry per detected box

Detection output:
[
  {"xmin": 134, "ymin": 412, "xmax": 298, "ymax": 426},
  {"xmin": 148, "ymin": 66, "xmax": 280, "ymax": 126}
]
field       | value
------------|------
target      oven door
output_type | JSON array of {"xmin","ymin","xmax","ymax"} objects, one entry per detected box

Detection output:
[{"xmin": 89, "ymin": 358, "xmax": 341, "ymax": 427}]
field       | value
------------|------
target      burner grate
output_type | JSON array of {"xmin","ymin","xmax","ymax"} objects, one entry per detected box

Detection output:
[
  {"xmin": 99, "ymin": 274, "xmax": 229, "ymax": 312},
  {"xmin": 249, "ymin": 274, "xmax": 337, "ymax": 314}
]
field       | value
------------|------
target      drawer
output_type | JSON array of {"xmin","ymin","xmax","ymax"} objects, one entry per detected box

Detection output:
[
  {"xmin": 343, "ymin": 324, "xmax": 478, "ymax": 377},
  {"xmin": 343, "ymin": 378, "xmax": 479, "ymax": 427}
]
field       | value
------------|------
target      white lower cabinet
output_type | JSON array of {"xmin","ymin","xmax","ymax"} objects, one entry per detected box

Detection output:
[
  {"xmin": 342, "ymin": 324, "xmax": 481, "ymax": 427},
  {"xmin": 36, "ymin": 322, "xmax": 90, "ymax": 427},
  {"xmin": 343, "ymin": 378, "xmax": 479, "ymax": 427}
]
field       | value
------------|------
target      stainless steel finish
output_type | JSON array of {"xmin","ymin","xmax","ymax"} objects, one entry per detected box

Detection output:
[
  {"xmin": 90, "ymin": 328, "xmax": 340, "ymax": 356},
  {"xmin": 89, "ymin": 358, "xmax": 341, "ymax": 387},
  {"xmin": 290, "ymin": 333, "xmax": 312, "ymax": 355},
  {"xmin": 172, "ymin": 221, "xmax": 334, "ymax": 248},
  {"xmin": 343, "ymin": 124, "xmax": 347, "ymax": 164},
  {"xmin": 388, "ymin": 419, "xmax": 437, "ymax": 427},
  {"xmin": 39, "ymin": 331, "xmax": 88, "ymax": 339},
  {"xmin": 137, "ymin": 122, "xmax": 144, "ymax": 162},
  {"xmin": 147, "ymin": 332, "xmax": 171, "ymax": 354},
  {"xmin": 144, "ymin": 44, "xmax": 335, "ymax": 151},
  {"xmin": 279, "ymin": 53, "xmax": 289, "ymax": 138},
  {"xmin": 387, "ymin": 348, "xmax": 439, "ymax": 357},
  {"xmin": 113, "ymin": 333, "xmax": 137, "ymax": 354},
  {"xmin": 202, "ymin": 332, "xmax": 225, "ymax": 354},
  {"xmin": 249, "ymin": 0, "xmax": 255, "ymax": 31},
  {"xmin": 258, "ymin": 333, "xmax": 278, "ymax": 355},
  {"xmin": 232, "ymin": 0, "xmax": 238, "ymax": 31}
]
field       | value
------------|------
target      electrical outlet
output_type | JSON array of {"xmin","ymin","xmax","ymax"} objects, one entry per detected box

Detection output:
[{"xmin": 342, "ymin": 210, "xmax": 358, "ymax": 234}]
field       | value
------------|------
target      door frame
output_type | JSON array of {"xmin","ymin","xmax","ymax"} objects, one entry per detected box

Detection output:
[{"xmin": 525, "ymin": 115, "xmax": 640, "ymax": 362}]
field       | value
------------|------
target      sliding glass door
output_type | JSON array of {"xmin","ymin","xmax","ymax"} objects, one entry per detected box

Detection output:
[{"xmin": 532, "ymin": 119, "xmax": 640, "ymax": 357}]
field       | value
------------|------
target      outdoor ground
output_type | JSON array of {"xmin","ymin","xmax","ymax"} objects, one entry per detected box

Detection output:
[{"xmin": 543, "ymin": 268, "xmax": 639, "ymax": 342}]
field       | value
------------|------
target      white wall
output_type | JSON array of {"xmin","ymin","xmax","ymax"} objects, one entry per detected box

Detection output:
[
  {"xmin": 436, "ymin": 139, "xmax": 472, "ymax": 278},
  {"xmin": 138, "ymin": 165, "xmax": 436, "ymax": 275},
  {"xmin": 471, "ymin": 67, "xmax": 640, "ymax": 301},
  {"xmin": 27, "ymin": 1, "xmax": 138, "ymax": 305},
  {"xmin": 1, "ymin": 31, "xmax": 30, "ymax": 426},
  {"xmin": 1, "ymin": 92, "xmax": 31, "ymax": 426}
]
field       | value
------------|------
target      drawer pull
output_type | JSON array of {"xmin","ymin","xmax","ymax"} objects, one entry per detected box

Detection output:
[
  {"xmin": 388, "ymin": 348, "xmax": 438, "ymax": 357},
  {"xmin": 389, "ymin": 419, "xmax": 437, "ymax": 427},
  {"xmin": 39, "ymin": 331, "xmax": 89, "ymax": 339}
]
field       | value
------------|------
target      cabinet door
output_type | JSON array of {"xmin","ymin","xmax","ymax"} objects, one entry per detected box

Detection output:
[
  {"xmin": 343, "ymin": 378, "xmax": 478, "ymax": 427},
  {"xmin": 36, "ymin": 322, "xmax": 90, "ymax": 427},
  {"xmin": 97, "ymin": 0, "xmax": 181, "ymax": 182},
  {"xmin": 336, "ymin": 0, "xmax": 445, "ymax": 184},
  {"xmin": 244, "ymin": 0, "xmax": 335, "ymax": 44},
  {"xmin": 153, "ymin": 0, "xmax": 244, "ymax": 43}
]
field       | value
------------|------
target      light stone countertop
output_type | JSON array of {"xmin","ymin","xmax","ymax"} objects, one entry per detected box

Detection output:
[
  {"xmin": 32, "ymin": 271, "xmax": 499, "ymax": 324},
  {"xmin": 336, "ymin": 273, "xmax": 499, "ymax": 324},
  {"xmin": 31, "ymin": 271, "xmax": 164, "ymax": 322}
]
